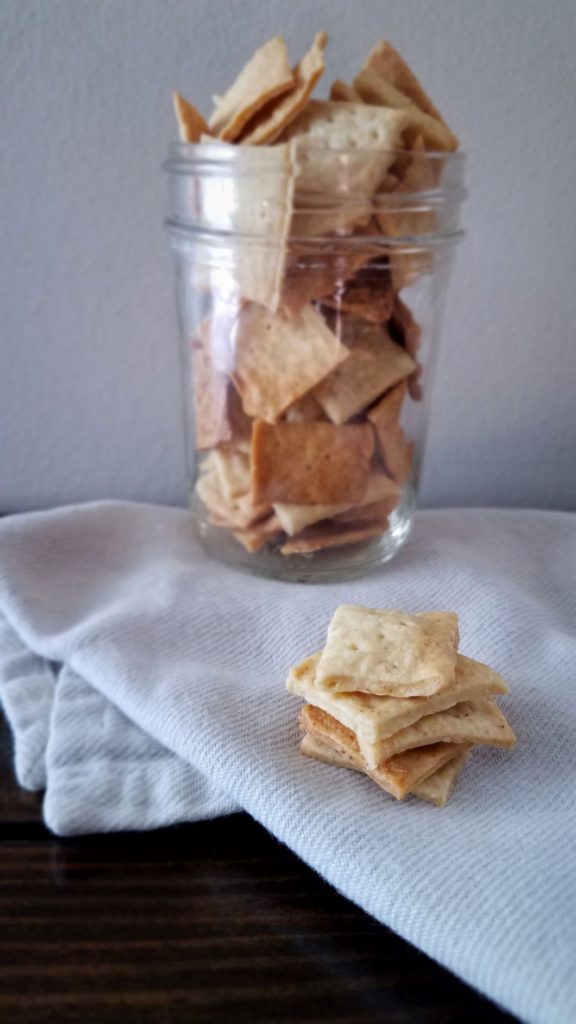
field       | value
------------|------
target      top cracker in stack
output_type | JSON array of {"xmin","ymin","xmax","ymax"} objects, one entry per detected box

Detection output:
[
  {"xmin": 173, "ymin": 34, "xmax": 459, "ymax": 559},
  {"xmin": 287, "ymin": 605, "xmax": 515, "ymax": 806}
]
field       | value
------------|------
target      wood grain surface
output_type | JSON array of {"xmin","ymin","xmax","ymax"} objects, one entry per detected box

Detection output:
[{"xmin": 0, "ymin": 716, "xmax": 518, "ymax": 1023}]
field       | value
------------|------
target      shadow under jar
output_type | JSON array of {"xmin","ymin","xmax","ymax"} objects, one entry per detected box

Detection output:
[{"xmin": 164, "ymin": 142, "xmax": 466, "ymax": 582}]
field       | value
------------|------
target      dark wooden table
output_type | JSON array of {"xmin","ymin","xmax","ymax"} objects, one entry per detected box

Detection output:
[{"xmin": 0, "ymin": 716, "xmax": 517, "ymax": 1023}]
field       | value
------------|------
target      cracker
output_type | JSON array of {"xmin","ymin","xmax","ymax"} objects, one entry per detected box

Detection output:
[
  {"xmin": 315, "ymin": 606, "xmax": 459, "ymax": 696},
  {"xmin": 353, "ymin": 66, "xmax": 456, "ymax": 152},
  {"xmin": 364, "ymin": 40, "xmax": 456, "ymax": 139},
  {"xmin": 234, "ymin": 304, "xmax": 348, "ymax": 423},
  {"xmin": 196, "ymin": 464, "xmax": 271, "ymax": 529},
  {"xmin": 231, "ymin": 514, "xmax": 282, "ymax": 552},
  {"xmin": 280, "ymin": 100, "xmax": 410, "ymax": 235},
  {"xmin": 191, "ymin": 338, "xmax": 234, "ymax": 450},
  {"xmin": 361, "ymin": 698, "xmax": 516, "ymax": 765},
  {"xmin": 284, "ymin": 392, "xmax": 327, "ymax": 423},
  {"xmin": 281, "ymin": 520, "xmax": 386, "ymax": 556},
  {"xmin": 314, "ymin": 328, "xmax": 416, "ymax": 425},
  {"xmin": 287, "ymin": 651, "xmax": 508, "ymax": 741},
  {"xmin": 281, "ymin": 233, "xmax": 382, "ymax": 311},
  {"xmin": 299, "ymin": 705, "xmax": 467, "ymax": 801},
  {"xmin": 191, "ymin": 314, "xmax": 253, "ymax": 450},
  {"xmin": 331, "ymin": 496, "xmax": 398, "ymax": 525},
  {"xmin": 411, "ymin": 748, "xmax": 471, "ymax": 806},
  {"xmin": 195, "ymin": 140, "xmax": 297, "ymax": 311},
  {"xmin": 274, "ymin": 471, "xmax": 399, "ymax": 536},
  {"xmin": 208, "ymin": 36, "xmax": 294, "ymax": 141},
  {"xmin": 368, "ymin": 385, "xmax": 412, "ymax": 483},
  {"xmin": 389, "ymin": 295, "xmax": 422, "ymax": 357},
  {"xmin": 329, "ymin": 80, "xmax": 362, "ymax": 102},
  {"xmin": 172, "ymin": 92, "xmax": 209, "ymax": 143},
  {"xmin": 252, "ymin": 420, "xmax": 374, "ymax": 506},
  {"xmin": 300, "ymin": 732, "xmax": 469, "ymax": 806},
  {"xmin": 213, "ymin": 449, "xmax": 251, "ymax": 500},
  {"xmin": 376, "ymin": 136, "xmax": 438, "ymax": 288},
  {"xmin": 321, "ymin": 266, "xmax": 395, "ymax": 324},
  {"xmin": 240, "ymin": 32, "xmax": 328, "ymax": 145}
]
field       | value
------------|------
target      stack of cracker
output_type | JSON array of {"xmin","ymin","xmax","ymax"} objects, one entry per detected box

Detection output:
[
  {"xmin": 173, "ymin": 34, "xmax": 460, "ymax": 558},
  {"xmin": 287, "ymin": 605, "xmax": 515, "ymax": 806}
]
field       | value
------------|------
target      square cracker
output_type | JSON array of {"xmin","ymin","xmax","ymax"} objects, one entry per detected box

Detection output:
[
  {"xmin": 352, "ymin": 66, "xmax": 456, "ymax": 152},
  {"xmin": 321, "ymin": 265, "xmax": 395, "ymax": 325},
  {"xmin": 299, "ymin": 704, "xmax": 467, "ymax": 801},
  {"xmin": 376, "ymin": 136, "xmax": 439, "ymax": 289},
  {"xmin": 412, "ymin": 748, "xmax": 470, "ymax": 806},
  {"xmin": 233, "ymin": 304, "xmax": 348, "ymax": 423},
  {"xmin": 208, "ymin": 36, "xmax": 294, "ymax": 142},
  {"xmin": 173, "ymin": 92, "xmax": 209, "ymax": 142},
  {"xmin": 191, "ymin": 316, "xmax": 252, "ymax": 450},
  {"xmin": 274, "ymin": 471, "xmax": 399, "ymax": 536},
  {"xmin": 359, "ymin": 697, "xmax": 516, "ymax": 766},
  {"xmin": 363, "ymin": 40, "xmax": 456, "ymax": 139},
  {"xmin": 231, "ymin": 514, "xmax": 283, "ymax": 552},
  {"xmin": 240, "ymin": 32, "xmax": 328, "ymax": 145},
  {"xmin": 281, "ymin": 520, "xmax": 387, "ymax": 556},
  {"xmin": 280, "ymin": 100, "xmax": 411, "ymax": 236},
  {"xmin": 196, "ymin": 463, "xmax": 271, "ymax": 529},
  {"xmin": 194, "ymin": 139, "xmax": 297, "ymax": 312},
  {"xmin": 212, "ymin": 448, "xmax": 251, "ymax": 500},
  {"xmin": 368, "ymin": 385, "xmax": 413, "ymax": 483},
  {"xmin": 300, "ymin": 732, "xmax": 470, "ymax": 806},
  {"xmin": 315, "ymin": 605, "xmax": 459, "ymax": 697},
  {"xmin": 314, "ymin": 327, "xmax": 416, "ymax": 425},
  {"xmin": 252, "ymin": 420, "xmax": 374, "ymax": 506},
  {"xmin": 287, "ymin": 651, "xmax": 508, "ymax": 744},
  {"xmin": 281, "ymin": 230, "xmax": 382, "ymax": 312}
]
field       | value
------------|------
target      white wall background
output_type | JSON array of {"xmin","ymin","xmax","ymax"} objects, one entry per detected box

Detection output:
[{"xmin": 1, "ymin": 0, "xmax": 575, "ymax": 513}]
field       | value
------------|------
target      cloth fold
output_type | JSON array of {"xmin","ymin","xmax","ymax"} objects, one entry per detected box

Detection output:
[{"xmin": 0, "ymin": 501, "xmax": 574, "ymax": 1024}]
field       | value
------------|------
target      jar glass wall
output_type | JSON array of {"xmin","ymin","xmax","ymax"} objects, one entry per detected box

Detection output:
[{"xmin": 165, "ymin": 143, "xmax": 465, "ymax": 581}]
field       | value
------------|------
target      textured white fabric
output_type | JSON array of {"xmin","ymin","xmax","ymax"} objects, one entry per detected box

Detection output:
[{"xmin": 0, "ymin": 501, "xmax": 574, "ymax": 1024}]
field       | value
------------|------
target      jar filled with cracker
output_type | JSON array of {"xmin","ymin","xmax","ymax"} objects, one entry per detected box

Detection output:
[{"xmin": 165, "ymin": 34, "xmax": 466, "ymax": 581}]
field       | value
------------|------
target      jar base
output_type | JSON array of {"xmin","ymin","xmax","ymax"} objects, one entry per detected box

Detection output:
[{"xmin": 196, "ymin": 490, "xmax": 415, "ymax": 583}]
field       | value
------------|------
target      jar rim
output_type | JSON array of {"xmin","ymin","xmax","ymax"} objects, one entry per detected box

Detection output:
[{"xmin": 164, "ymin": 140, "xmax": 466, "ymax": 175}]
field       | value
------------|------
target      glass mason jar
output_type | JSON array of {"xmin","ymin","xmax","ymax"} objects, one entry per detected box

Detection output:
[{"xmin": 164, "ymin": 141, "xmax": 465, "ymax": 582}]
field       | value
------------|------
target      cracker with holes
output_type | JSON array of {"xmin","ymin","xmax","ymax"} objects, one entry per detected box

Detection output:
[
  {"xmin": 287, "ymin": 604, "xmax": 514, "ymax": 806},
  {"xmin": 315, "ymin": 605, "xmax": 459, "ymax": 696}
]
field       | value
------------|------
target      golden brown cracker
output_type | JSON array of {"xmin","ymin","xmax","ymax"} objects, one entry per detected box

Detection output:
[
  {"xmin": 273, "ymin": 472, "xmax": 399, "ymax": 536},
  {"xmin": 281, "ymin": 520, "xmax": 386, "ymax": 556},
  {"xmin": 208, "ymin": 36, "xmax": 294, "ymax": 141},
  {"xmin": 173, "ymin": 92, "xmax": 209, "ymax": 142},
  {"xmin": 252, "ymin": 420, "xmax": 374, "ymax": 506},
  {"xmin": 363, "ymin": 40, "xmax": 457, "ymax": 142},
  {"xmin": 233, "ymin": 304, "xmax": 349, "ymax": 423},
  {"xmin": 359, "ymin": 698, "xmax": 516, "ymax": 766},
  {"xmin": 314, "ymin": 328, "xmax": 416, "ymax": 425},
  {"xmin": 299, "ymin": 704, "xmax": 466, "ymax": 800},
  {"xmin": 287, "ymin": 652, "xmax": 509, "ymax": 745},
  {"xmin": 321, "ymin": 266, "xmax": 395, "ymax": 325},
  {"xmin": 231, "ymin": 514, "xmax": 283, "ymax": 552},
  {"xmin": 240, "ymin": 32, "xmax": 328, "ymax": 145},
  {"xmin": 329, "ymin": 79, "xmax": 362, "ymax": 102},
  {"xmin": 353, "ymin": 66, "xmax": 456, "ymax": 152}
]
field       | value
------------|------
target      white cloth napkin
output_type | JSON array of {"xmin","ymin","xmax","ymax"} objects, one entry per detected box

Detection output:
[{"xmin": 0, "ymin": 501, "xmax": 574, "ymax": 1024}]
